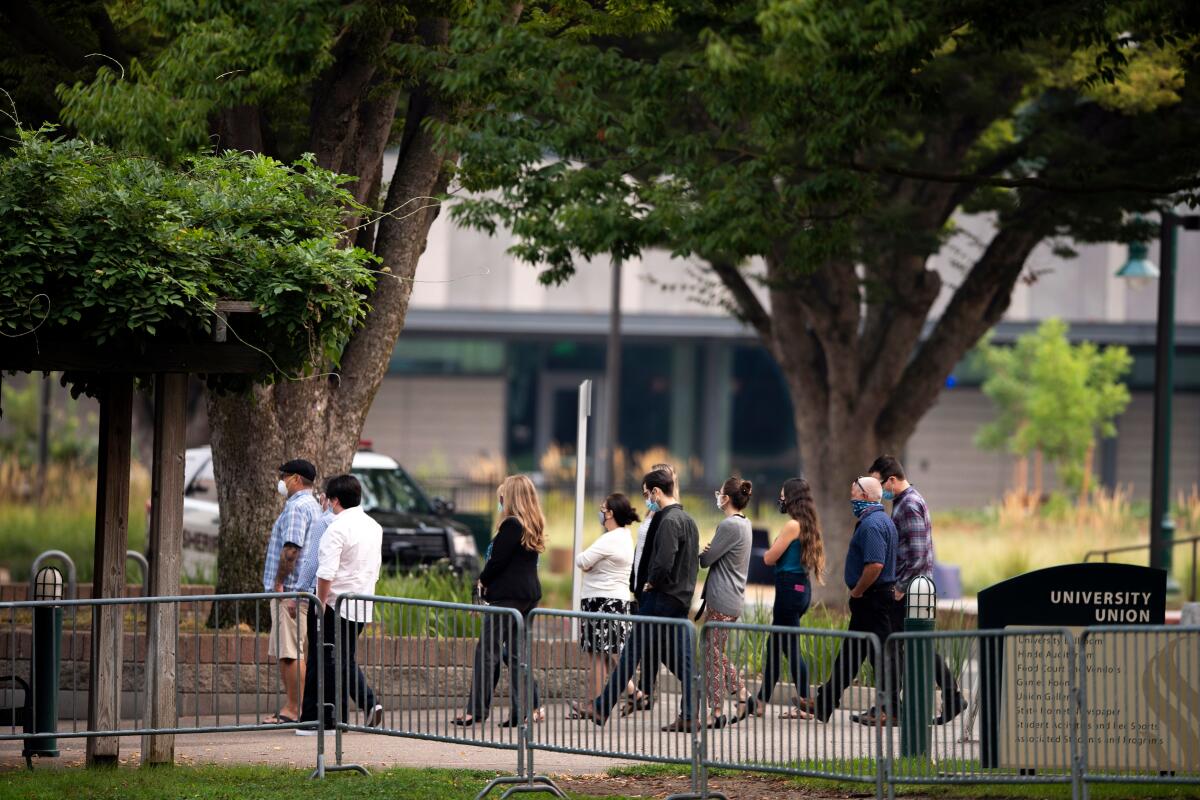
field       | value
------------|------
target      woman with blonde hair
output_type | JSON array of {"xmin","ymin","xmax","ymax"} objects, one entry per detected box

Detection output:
[
  {"xmin": 454, "ymin": 475, "xmax": 546, "ymax": 726},
  {"xmin": 737, "ymin": 477, "xmax": 825, "ymax": 722}
]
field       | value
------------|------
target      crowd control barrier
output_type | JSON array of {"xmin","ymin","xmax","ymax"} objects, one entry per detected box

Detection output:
[
  {"xmin": 333, "ymin": 594, "xmax": 563, "ymax": 798},
  {"xmin": 0, "ymin": 591, "xmax": 329, "ymax": 775},
  {"xmin": 697, "ymin": 622, "xmax": 883, "ymax": 798},
  {"xmin": 882, "ymin": 627, "xmax": 1079, "ymax": 798},
  {"xmin": 3, "ymin": 588, "xmax": 1197, "ymax": 800}
]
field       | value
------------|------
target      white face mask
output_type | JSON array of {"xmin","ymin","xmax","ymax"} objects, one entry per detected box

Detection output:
[
  {"xmin": 277, "ymin": 479, "xmax": 288, "ymax": 497},
  {"xmin": 715, "ymin": 492, "xmax": 725, "ymax": 510}
]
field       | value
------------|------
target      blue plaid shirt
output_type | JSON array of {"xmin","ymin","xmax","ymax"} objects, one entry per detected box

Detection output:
[
  {"xmin": 263, "ymin": 491, "xmax": 321, "ymax": 592},
  {"xmin": 293, "ymin": 508, "xmax": 335, "ymax": 594}
]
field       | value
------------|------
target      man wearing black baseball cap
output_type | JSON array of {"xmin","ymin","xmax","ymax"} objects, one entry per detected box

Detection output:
[{"xmin": 262, "ymin": 457, "xmax": 321, "ymax": 724}]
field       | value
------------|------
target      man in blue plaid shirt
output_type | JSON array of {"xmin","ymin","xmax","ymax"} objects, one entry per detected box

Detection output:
[
  {"xmin": 866, "ymin": 455, "xmax": 965, "ymax": 726},
  {"xmin": 263, "ymin": 458, "xmax": 321, "ymax": 724}
]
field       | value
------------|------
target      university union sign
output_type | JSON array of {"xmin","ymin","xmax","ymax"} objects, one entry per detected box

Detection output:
[{"xmin": 976, "ymin": 563, "xmax": 1199, "ymax": 771}]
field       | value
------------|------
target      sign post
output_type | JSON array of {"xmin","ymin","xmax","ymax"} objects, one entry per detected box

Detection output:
[{"xmin": 570, "ymin": 380, "xmax": 592, "ymax": 621}]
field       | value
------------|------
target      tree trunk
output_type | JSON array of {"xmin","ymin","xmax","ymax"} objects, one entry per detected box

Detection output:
[
  {"xmin": 207, "ymin": 385, "xmax": 284, "ymax": 625},
  {"xmin": 203, "ymin": 18, "xmax": 454, "ymax": 614}
]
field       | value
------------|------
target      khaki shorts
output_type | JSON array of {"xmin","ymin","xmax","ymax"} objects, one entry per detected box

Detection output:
[{"xmin": 268, "ymin": 598, "xmax": 306, "ymax": 660}]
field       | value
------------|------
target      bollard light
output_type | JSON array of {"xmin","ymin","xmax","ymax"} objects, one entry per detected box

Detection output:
[
  {"xmin": 34, "ymin": 567, "xmax": 64, "ymax": 602},
  {"xmin": 25, "ymin": 567, "xmax": 64, "ymax": 762},
  {"xmin": 901, "ymin": 575, "xmax": 937, "ymax": 758},
  {"xmin": 905, "ymin": 575, "xmax": 937, "ymax": 622}
]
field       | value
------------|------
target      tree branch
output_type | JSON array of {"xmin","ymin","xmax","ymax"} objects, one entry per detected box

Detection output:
[
  {"xmin": 707, "ymin": 258, "xmax": 771, "ymax": 342},
  {"xmin": 875, "ymin": 196, "xmax": 1052, "ymax": 448},
  {"xmin": 843, "ymin": 160, "xmax": 1200, "ymax": 196}
]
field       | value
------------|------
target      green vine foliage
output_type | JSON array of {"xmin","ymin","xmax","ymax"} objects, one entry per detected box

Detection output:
[{"xmin": 0, "ymin": 129, "xmax": 377, "ymax": 395}]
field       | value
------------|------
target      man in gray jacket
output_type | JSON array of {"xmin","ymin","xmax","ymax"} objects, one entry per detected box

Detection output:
[{"xmin": 577, "ymin": 468, "xmax": 700, "ymax": 731}]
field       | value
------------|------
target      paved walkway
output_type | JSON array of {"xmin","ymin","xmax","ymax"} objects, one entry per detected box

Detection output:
[{"xmin": 0, "ymin": 698, "xmax": 977, "ymax": 775}]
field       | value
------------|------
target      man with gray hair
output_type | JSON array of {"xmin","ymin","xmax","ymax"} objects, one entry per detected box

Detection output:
[{"xmin": 805, "ymin": 476, "xmax": 898, "ymax": 723}]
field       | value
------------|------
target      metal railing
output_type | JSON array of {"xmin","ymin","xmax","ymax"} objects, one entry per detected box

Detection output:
[
  {"xmin": 698, "ymin": 622, "xmax": 883, "ymax": 798},
  {"xmin": 1078, "ymin": 625, "xmax": 1200, "ymax": 788},
  {"xmin": 0, "ymin": 591, "xmax": 330, "ymax": 775},
  {"xmin": 3, "ymin": 587, "xmax": 1198, "ymax": 799},
  {"xmin": 334, "ymin": 593, "xmax": 562, "ymax": 798},
  {"xmin": 1083, "ymin": 535, "xmax": 1200, "ymax": 602},
  {"xmin": 882, "ymin": 627, "xmax": 1078, "ymax": 796}
]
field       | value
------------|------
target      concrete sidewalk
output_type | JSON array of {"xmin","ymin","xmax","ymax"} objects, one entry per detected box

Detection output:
[{"xmin": 0, "ymin": 696, "xmax": 969, "ymax": 775}]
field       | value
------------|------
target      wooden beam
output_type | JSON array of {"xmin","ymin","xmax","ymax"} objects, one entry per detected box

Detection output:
[
  {"xmin": 1, "ymin": 341, "xmax": 269, "ymax": 374},
  {"xmin": 142, "ymin": 373, "xmax": 187, "ymax": 766},
  {"xmin": 87, "ymin": 376, "xmax": 132, "ymax": 766}
]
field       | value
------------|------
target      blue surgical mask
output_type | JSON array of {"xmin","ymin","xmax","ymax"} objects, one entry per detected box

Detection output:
[
  {"xmin": 851, "ymin": 499, "xmax": 875, "ymax": 517},
  {"xmin": 882, "ymin": 489, "xmax": 894, "ymax": 502},
  {"xmin": 598, "ymin": 510, "xmax": 607, "ymax": 527},
  {"xmin": 646, "ymin": 498, "xmax": 660, "ymax": 513},
  {"xmin": 497, "ymin": 501, "xmax": 504, "ymax": 516}
]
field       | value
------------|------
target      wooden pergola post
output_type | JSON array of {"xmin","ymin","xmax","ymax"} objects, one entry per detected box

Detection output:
[
  {"xmin": 142, "ymin": 373, "xmax": 187, "ymax": 765},
  {"xmin": 87, "ymin": 376, "xmax": 133, "ymax": 766}
]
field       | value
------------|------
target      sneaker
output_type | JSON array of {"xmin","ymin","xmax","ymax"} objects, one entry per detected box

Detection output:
[
  {"xmin": 366, "ymin": 704, "xmax": 384, "ymax": 728},
  {"xmin": 294, "ymin": 728, "xmax": 319, "ymax": 736}
]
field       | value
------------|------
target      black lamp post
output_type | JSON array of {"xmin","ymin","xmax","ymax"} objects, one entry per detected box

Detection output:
[{"xmin": 1117, "ymin": 212, "xmax": 1200, "ymax": 587}]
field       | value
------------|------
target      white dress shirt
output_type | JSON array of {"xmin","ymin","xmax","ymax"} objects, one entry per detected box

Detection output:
[
  {"xmin": 576, "ymin": 527, "xmax": 634, "ymax": 601},
  {"xmin": 316, "ymin": 505, "xmax": 383, "ymax": 623}
]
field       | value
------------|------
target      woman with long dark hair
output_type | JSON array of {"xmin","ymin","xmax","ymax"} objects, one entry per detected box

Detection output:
[
  {"xmin": 736, "ymin": 477, "xmax": 825, "ymax": 722},
  {"xmin": 454, "ymin": 475, "xmax": 546, "ymax": 726}
]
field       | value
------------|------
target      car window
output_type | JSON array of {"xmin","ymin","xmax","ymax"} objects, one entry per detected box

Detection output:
[{"xmin": 353, "ymin": 468, "xmax": 431, "ymax": 514}]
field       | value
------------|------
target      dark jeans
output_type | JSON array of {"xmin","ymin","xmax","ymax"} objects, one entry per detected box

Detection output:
[
  {"xmin": 300, "ymin": 602, "xmax": 376, "ymax": 726},
  {"xmin": 631, "ymin": 594, "xmax": 658, "ymax": 701},
  {"xmin": 464, "ymin": 601, "xmax": 541, "ymax": 721},
  {"xmin": 757, "ymin": 571, "xmax": 812, "ymax": 703},
  {"xmin": 885, "ymin": 593, "xmax": 961, "ymax": 707},
  {"xmin": 300, "ymin": 599, "xmax": 374, "ymax": 724},
  {"xmin": 595, "ymin": 590, "xmax": 694, "ymax": 721},
  {"xmin": 814, "ymin": 585, "xmax": 896, "ymax": 717}
]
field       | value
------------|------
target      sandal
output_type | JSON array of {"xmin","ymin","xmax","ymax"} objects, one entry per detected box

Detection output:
[
  {"xmin": 781, "ymin": 697, "xmax": 815, "ymax": 720},
  {"xmin": 452, "ymin": 714, "xmax": 479, "ymax": 727},
  {"xmin": 499, "ymin": 707, "xmax": 546, "ymax": 727},
  {"xmin": 263, "ymin": 712, "xmax": 297, "ymax": 724},
  {"xmin": 705, "ymin": 714, "xmax": 728, "ymax": 730},
  {"xmin": 732, "ymin": 695, "xmax": 758, "ymax": 723},
  {"xmin": 618, "ymin": 692, "xmax": 652, "ymax": 717},
  {"xmin": 568, "ymin": 700, "xmax": 606, "ymax": 726}
]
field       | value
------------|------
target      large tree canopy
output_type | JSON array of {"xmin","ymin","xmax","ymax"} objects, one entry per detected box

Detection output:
[
  {"xmin": 439, "ymin": 0, "xmax": 1200, "ymax": 599},
  {"xmin": 0, "ymin": 0, "xmax": 669, "ymax": 605}
]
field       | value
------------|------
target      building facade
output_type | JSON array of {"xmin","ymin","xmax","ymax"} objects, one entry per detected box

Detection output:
[{"xmin": 361, "ymin": 211, "xmax": 1200, "ymax": 510}]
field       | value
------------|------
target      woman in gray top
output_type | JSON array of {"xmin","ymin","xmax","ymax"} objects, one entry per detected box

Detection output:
[{"xmin": 698, "ymin": 476, "xmax": 753, "ymax": 728}]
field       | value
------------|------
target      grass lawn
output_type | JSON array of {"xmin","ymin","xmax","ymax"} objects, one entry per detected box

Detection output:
[
  {"xmin": 1, "ymin": 764, "xmax": 1197, "ymax": 800},
  {"xmin": 0, "ymin": 765, "xmax": 592, "ymax": 800}
]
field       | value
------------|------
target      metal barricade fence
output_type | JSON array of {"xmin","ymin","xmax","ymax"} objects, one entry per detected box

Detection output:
[
  {"xmin": 698, "ymin": 622, "xmax": 883, "ymax": 797},
  {"xmin": 1077, "ymin": 625, "xmax": 1200, "ymax": 792},
  {"xmin": 526, "ymin": 608, "xmax": 699, "ymax": 798},
  {"xmin": 333, "ymin": 594, "xmax": 562, "ymax": 798},
  {"xmin": 882, "ymin": 627, "xmax": 1078, "ymax": 798},
  {"xmin": 0, "ymin": 592, "xmax": 328, "ymax": 775}
]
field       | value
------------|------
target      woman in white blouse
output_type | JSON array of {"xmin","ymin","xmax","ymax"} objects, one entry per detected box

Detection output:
[{"xmin": 575, "ymin": 492, "xmax": 639, "ymax": 701}]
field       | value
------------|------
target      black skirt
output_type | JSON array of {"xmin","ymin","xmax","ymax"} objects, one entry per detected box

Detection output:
[{"xmin": 579, "ymin": 597, "xmax": 632, "ymax": 654}]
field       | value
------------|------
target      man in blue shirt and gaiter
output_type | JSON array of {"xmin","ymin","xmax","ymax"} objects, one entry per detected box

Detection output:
[{"xmin": 806, "ymin": 476, "xmax": 898, "ymax": 723}]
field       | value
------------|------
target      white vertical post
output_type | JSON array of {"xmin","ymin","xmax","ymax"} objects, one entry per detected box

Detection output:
[{"xmin": 571, "ymin": 380, "xmax": 592, "ymax": 618}]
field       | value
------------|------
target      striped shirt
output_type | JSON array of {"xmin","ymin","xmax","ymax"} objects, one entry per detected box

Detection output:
[
  {"xmin": 892, "ymin": 486, "xmax": 934, "ymax": 586},
  {"xmin": 262, "ymin": 491, "xmax": 321, "ymax": 592}
]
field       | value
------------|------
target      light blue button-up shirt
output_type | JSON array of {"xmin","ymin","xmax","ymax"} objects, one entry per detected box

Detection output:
[{"xmin": 262, "ymin": 491, "xmax": 321, "ymax": 592}]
